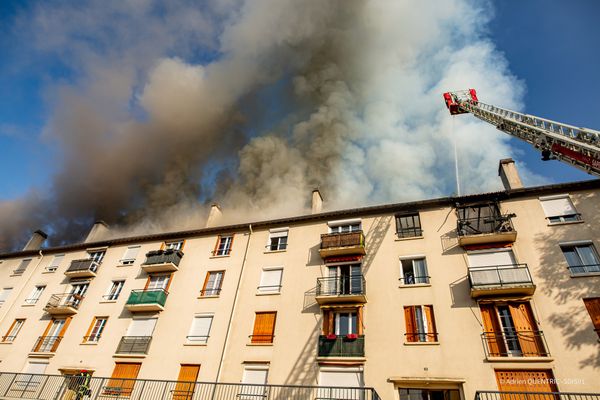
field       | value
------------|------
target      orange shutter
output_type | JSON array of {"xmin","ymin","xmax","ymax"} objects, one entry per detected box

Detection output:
[
  {"xmin": 106, "ymin": 363, "xmax": 141, "ymax": 396},
  {"xmin": 173, "ymin": 364, "xmax": 200, "ymax": 400},
  {"xmin": 201, "ymin": 272, "xmax": 211, "ymax": 295},
  {"xmin": 404, "ymin": 306, "xmax": 417, "ymax": 342},
  {"xmin": 508, "ymin": 303, "xmax": 543, "ymax": 356},
  {"xmin": 496, "ymin": 369, "xmax": 557, "ymax": 395},
  {"xmin": 480, "ymin": 304, "xmax": 506, "ymax": 356},
  {"xmin": 228, "ymin": 234, "xmax": 235, "ymax": 255},
  {"xmin": 423, "ymin": 305, "xmax": 437, "ymax": 342},
  {"xmin": 357, "ymin": 306, "xmax": 364, "ymax": 335},
  {"xmin": 252, "ymin": 312, "xmax": 276, "ymax": 343},
  {"xmin": 583, "ymin": 298, "xmax": 600, "ymax": 337}
]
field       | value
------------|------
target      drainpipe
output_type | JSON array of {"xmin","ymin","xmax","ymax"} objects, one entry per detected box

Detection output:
[{"xmin": 215, "ymin": 224, "xmax": 253, "ymax": 384}]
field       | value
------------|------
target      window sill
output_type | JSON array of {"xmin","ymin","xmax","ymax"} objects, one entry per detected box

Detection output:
[
  {"xmin": 42, "ymin": 270, "xmax": 56, "ymax": 274},
  {"xmin": 316, "ymin": 356, "xmax": 366, "ymax": 363},
  {"xmin": 28, "ymin": 352, "xmax": 55, "ymax": 358},
  {"xmin": 570, "ymin": 272, "xmax": 600, "ymax": 278},
  {"xmin": 547, "ymin": 220, "xmax": 584, "ymax": 226},
  {"xmin": 0, "ymin": 341, "xmax": 13, "ymax": 345},
  {"xmin": 395, "ymin": 236, "xmax": 424, "ymax": 242},
  {"xmin": 263, "ymin": 250, "xmax": 287, "ymax": 254},
  {"xmin": 486, "ymin": 356, "xmax": 554, "ymax": 363},
  {"xmin": 113, "ymin": 354, "xmax": 146, "ymax": 359},
  {"xmin": 398, "ymin": 284, "xmax": 431, "ymax": 288},
  {"xmin": 256, "ymin": 292, "xmax": 281, "ymax": 296},
  {"xmin": 404, "ymin": 341, "xmax": 440, "ymax": 346},
  {"xmin": 184, "ymin": 343, "xmax": 208, "ymax": 347},
  {"xmin": 198, "ymin": 295, "xmax": 220, "ymax": 299},
  {"xmin": 21, "ymin": 303, "xmax": 37, "ymax": 307},
  {"xmin": 80, "ymin": 342, "xmax": 99, "ymax": 346},
  {"xmin": 117, "ymin": 264, "xmax": 133, "ymax": 268},
  {"xmin": 247, "ymin": 343, "xmax": 274, "ymax": 347},
  {"xmin": 210, "ymin": 255, "xmax": 231, "ymax": 259},
  {"xmin": 10, "ymin": 274, "xmax": 24, "ymax": 277},
  {"xmin": 99, "ymin": 300, "xmax": 118, "ymax": 304}
]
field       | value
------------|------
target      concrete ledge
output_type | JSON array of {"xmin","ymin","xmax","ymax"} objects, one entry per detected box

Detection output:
[{"xmin": 486, "ymin": 356, "xmax": 554, "ymax": 363}]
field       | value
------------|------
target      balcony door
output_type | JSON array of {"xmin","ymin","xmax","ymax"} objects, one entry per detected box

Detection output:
[
  {"xmin": 37, "ymin": 318, "xmax": 70, "ymax": 352},
  {"xmin": 328, "ymin": 264, "xmax": 361, "ymax": 295},
  {"xmin": 68, "ymin": 282, "xmax": 89, "ymax": 306},
  {"xmin": 146, "ymin": 274, "xmax": 171, "ymax": 291},
  {"xmin": 334, "ymin": 312, "xmax": 358, "ymax": 335}
]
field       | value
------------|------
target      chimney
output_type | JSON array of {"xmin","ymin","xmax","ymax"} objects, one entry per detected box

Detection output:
[
  {"xmin": 205, "ymin": 204, "xmax": 223, "ymax": 228},
  {"xmin": 84, "ymin": 220, "xmax": 109, "ymax": 243},
  {"xmin": 498, "ymin": 158, "xmax": 523, "ymax": 190},
  {"xmin": 312, "ymin": 189, "xmax": 323, "ymax": 214},
  {"xmin": 22, "ymin": 230, "xmax": 48, "ymax": 251}
]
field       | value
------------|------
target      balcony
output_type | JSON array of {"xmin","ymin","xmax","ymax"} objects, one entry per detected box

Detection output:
[
  {"xmin": 141, "ymin": 249, "xmax": 183, "ymax": 273},
  {"xmin": 315, "ymin": 276, "xmax": 366, "ymax": 304},
  {"xmin": 44, "ymin": 293, "xmax": 82, "ymax": 315},
  {"xmin": 481, "ymin": 330, "xmax": 550, "ymax": 358},
  {"xmin": 64, "ymin": 259, "xmax": 100, "ymax": 278},
  {"xmin": 125, "ymin": 289, "xmax": 168, "ymax": 312},
  {"xmin": 469, "ymin": 264, "xmax": 536, "ymax": 298},
  {"xmin": 457, "ymin": 214, "xmax": 517, "ymax": 246},
  {"xmin": 319, "ymin": 231, "xmax": 366, "ymax": 258},
  {"xmin": 31, "ymin": 336, "xmax": 62, "ymax": 353},
  {"xmin": 115, "ymin": 336, "xmax": 152, "ymax": 355},
  {"xmin": 318, "ymin": 335, "xmax": 365, "ymax": 358},
  {"xmin": 476, "ymin": 391, "xmax": 600, "ymax": 400}
]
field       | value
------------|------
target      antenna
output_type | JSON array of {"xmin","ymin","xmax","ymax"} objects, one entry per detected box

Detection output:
[{"xmin": 452, "ymin": 118, "xmax": 461, "ymax": 196}]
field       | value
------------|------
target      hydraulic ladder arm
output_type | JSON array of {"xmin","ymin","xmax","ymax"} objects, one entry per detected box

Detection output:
[{"xmin": 443, "ymin": 89, "xmax": 600, "ymax": 177}]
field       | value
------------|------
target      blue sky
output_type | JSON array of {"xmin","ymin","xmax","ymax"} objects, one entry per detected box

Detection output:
[{"xmin": 0, "ymin": 1, "xmax": 598, "ymax": 201}]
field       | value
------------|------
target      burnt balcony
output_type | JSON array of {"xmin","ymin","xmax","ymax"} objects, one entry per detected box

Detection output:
[
  {"xmin": 468, "ymin": 264, "xmax": 536, "ymax": 298},
  {"xmin": 44, "ymin": 293, "xmax": 83, "ymax": 315},
  {"xmin": 319, "ymin": 231, "xmax": 366, "ymax": 258},
  {"xmin": 64, "ymin": 259, "xmax": 100, "ymax": 278},
  {"xmin": 457, "ymin": 214, "xmax": 517, "ymax": 246},
  {"xmin": 316, "ymin": 276, "xmax": 366, "ymax": 305},
  {"xmin": 125, "ymin": 289, "xmax": 168, "ymax": 312},
  {"xmin": 318, "ymin": 334, "xmax": 365, "ymax": 358},
  {"xmin": 481, "ymin": 330, "xmax": 550, "ymax": 358},
  {"xmin": 31, "ymin": 336, "xmax": 62, "ymax": 353},
  {"xmin": 115, "ymin": 336, "xmax": 152, "ymax": 355},
  {"xmin": 141, "ymin": 249, "xmax": 183, "ymax": 273}
]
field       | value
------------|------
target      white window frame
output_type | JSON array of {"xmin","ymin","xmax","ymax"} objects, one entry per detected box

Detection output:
[
  {"xmin": 399, "ymin": 255, "xmax": 429, "ymax": 285},
  {"xmin": 257, "ymin": 267, "xmax": 283, "ymax": 294},
  {"xmin": 165, "ymin": 241, "xmax": 184, "ymax": 251},
  {"xmin": 3, "ymin": 319, "xmax": 25, "ymax": 342},
  {"xmin": 327, "ymin": 219, "xmax": 362, "ymax": 233},
  {"xmin": 186, "ymin": 314, "xmax": 214, "ymax": 344},
  {"xmin": 104, "ymin": 280, "xmax": 125, "ymax": 301},
  {"xmin": 539, "ymin": 194, "xmax": 581, "ymax": 224},
  {"xmin": 87, "ymin": 250, "xmax": 106, "ymax": 264},
  {"xmin": 87, "ymin": 317, "xmax": 108, "ymax": 342},
  {"xmin": 215, "ymin": 235, "xmax": 233, "ymax": 256},
  {"xmin": 24, "ymin": 285, "xmax": 46, "ymax": 305},
  {"xmin": 267, "ymin": 228, "xmax": 289, "ymax": 251},
  {"xmin": 202, "ymin": 271, "xmax": 224, "ymax": 296}
]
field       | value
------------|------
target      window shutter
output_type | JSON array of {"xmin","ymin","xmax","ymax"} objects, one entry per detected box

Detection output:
[
  {"xmin": 24, "ymin": 362, "xmax": 47, "ymax": 375},
  {"xmin": 0, "ymin": 288, "xmax": 13, "ymax": 303},
  {"xmin": 583, "ymin": 298, "xmax": 600, "ymax": 333},
  {"xmin": 404, "ymin": 306, "xmax": 417, "ymax": 342},
  {"xmin": 126, "ymin": 318, "xmax": 157, "ymax": 336},
  {"xmin": 319, "ymin": 370, "xmax": 363, "ymax": 387},
  {"xmin": 107, "ymin": 363, "xmax": 142, "ymax": 396},
  {"xmin": 188, "ymin": 316, "xmax": 213, "ymax": 342},
  {"xmin": 122, "ymin": 246, "xmax": 140, "ymax": 261},
  {"xmin": 269, "ymin": 230, "xmax": 288, "ymax": 238},
  {"xmin": 468, "ymin": 250, "xmax": 516, "ymax": 267},
  {"xmin": 259, "ymin": 269, "xmax": 283, "ymax": 292},
  {"xmin": 49, "ymin": 255, "xmax": 64, "ymax": 270},
  {"xmin": 174, "ymin": 365, "xmax": 200, "ymax": 400},
  {"xmin": 423, "ymin": 305, "xmax": 437, "ymax": 342},
  {"xmin": 479, "ymin": 304, "xmax": 506, "ymax": 356},
  {"xmin": 508, "ymin": 303, "xmax": 544, "ymax": 356},
  {"xmin": 252, "ymin": 312, "xmax": 276, "ymax": 343},
  {"xmin": 540, "ymin": 196, "xmax": 576, "ymax": 217},
  {"xmin": 14, "ymin": 259, "xmax": 32, "ymax": 274},
  {"xmin": 242, "ymin": 368, "xmax": 268, "ymax": 385}
]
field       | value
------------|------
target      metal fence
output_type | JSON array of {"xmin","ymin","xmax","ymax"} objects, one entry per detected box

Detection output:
[
  {"xmin": 475, "ymin": 390, "xmax": 600, "ymax": 400},
  {"xmin": 0, "ymin": 372, "xmax": 381, "ymax": 400}
]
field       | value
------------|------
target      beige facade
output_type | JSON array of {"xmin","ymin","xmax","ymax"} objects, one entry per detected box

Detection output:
[{"xmin": 0, "ymin": 163, "xmax": 599, "ymax": 400}]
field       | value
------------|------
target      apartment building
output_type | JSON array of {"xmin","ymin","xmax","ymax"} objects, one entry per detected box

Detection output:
[{"xmin": 0, "ymin": 158, "xmax": 598, "ymax": 400}]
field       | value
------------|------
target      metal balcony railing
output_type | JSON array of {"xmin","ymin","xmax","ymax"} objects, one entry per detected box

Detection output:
[
  {"xmin": 481, "ymin": 330, "xmax": 550, "ymax": 357},
  {"xmin": 126, "ymin": 289, "xmax": 168, "ymax": 307},
  {"xmin": 316, "ymin": 276, "xmax": 366, "ymax": 297},
  {"xmin": 66, "ymin": 259, "xmax": 100, "ymax": 274},
  {"xmin": 457, "ymin": 214, "xmax": 515, "ymax": 237},
  {"xmin": 318, "ymin": 335, "xmax": 365, "ymax": 357},
  {"xmin": 475, "ymin": 391, "xmax": 600, "ymax": 400},
  {"xmin": 44, "ymin": 293, "xmax": 83, "ymax": 311},
  {"xmin": 32, "ymin": 336, "xmax": 62, "ymax": 353},
  {"xmin": 143, "ymin": 249, "xmax": 184, "ymax": 266},
  {"xmin": 0, "ymin": 372, "xmax": 382, "ymax": 400},
  {"xmin": 320, "ymin": 231, "xmax": 365, "ymax": 250},
  {"xmin": 116, "ymin": 336, "xmax": 152, "ymax": 354},
  {"xmin": 469, "ymin": 264, "xmax": 534, "ymax": 288}
]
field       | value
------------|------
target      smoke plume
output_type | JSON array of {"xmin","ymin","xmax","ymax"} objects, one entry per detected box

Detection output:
[{"xmin": 0, "ymin": 0, "xmax": 530, "ymax": 251}]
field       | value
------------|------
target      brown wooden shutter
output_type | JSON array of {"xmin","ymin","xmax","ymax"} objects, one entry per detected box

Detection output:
[
  {"xmin": 480, "ymin": 304, "xmax": 506, "ymax": 356},
  {"xmin": 228, "ymin": 234, "xmax": 235, "ymax": 255},
  {"xmin": 201, "ymin": 272, "xmax": 211, "ymax": 296},
  {"xmin": 404, "ymin": 306, "xmax": 417, "ymax": 342},
  {"xmin": 583, "ymin": 298, "xmax": 600, "ymax": 337},
  {"xmin": 508, "ymin": 302, "xmax": 543, "ymax": 356},
  {"xmin": 173, "ymin": 364, "xmax": 200, "ymax": 400},
  {"xmin": 357, "ymin": 306, "xmax": 364, "ymax": 335},
  {"xmin": 106, "ymin": 362, "xmax": 142, "ymax": 396},
  {"xmin": 423, "ymin": 305, "xmax": 437, "ymax": 342},
  {"xmin": 252, "ymin": 312, "xmax": 276, "ymax": 343},
  {"xmin": 496, "ymin": 369, "xmax": 557, "ymax": 395}
]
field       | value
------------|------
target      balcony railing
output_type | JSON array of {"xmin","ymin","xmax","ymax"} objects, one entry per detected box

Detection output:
[
  {"xmin": 32, "ymin": 336, "xmax": 62, "ymax": 353},
  {"xmin": 469, "ymin": 264, "xmax": 535, "ymax": 297},
  {"xmin": 319, "ymin": 231, "xmax": 366, "ymax": 258},
  {"xmin": 44, "ymin": 293, "xmax": 83, "ymax": 315},
  {"xmin": 0, "ymin": 372, "xmax": 381, "ymax": 400},
  {"xmin": 456, "ymin": 214, "xmax": 517, "ymax": 245},
  {"xmin": 65, "ymin": 259, "xmax": 100, "ymax": 278},
  {"xmin": 315, "ymin": 276, "xmax": 367, "ymax": 305},
  {"xmin": 475, "ymin": 391, "xmax": 600, "ymax": 400},
  {"xmin": 481, "ymin": 330, "xmax": 550, "ymax": 358},
  {"xmin": 318, "ymin": 335, "xmax": 365, "ymax": 357},
  {"xmin": 116, "ymin": 336, "xmax": 152, "ymax": 354},
  {"xmin": 125, "ymin": 289, "xmax": 168, "ymax": 312},
  {"xmin": 142, "ymin": 249, "xmax": 184, "ymax": 273}
]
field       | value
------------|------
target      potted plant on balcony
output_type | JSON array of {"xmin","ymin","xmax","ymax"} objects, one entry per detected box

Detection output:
[
  {"xmin": 326, "ymin": 334, "xmax": 337, "ymax": 340},
  {"xmin": 346, "ymin": 333, "xmax": 358, "ymax": 340}
]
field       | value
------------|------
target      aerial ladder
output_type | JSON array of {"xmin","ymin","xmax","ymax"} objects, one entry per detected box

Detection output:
[{"xmin": 443, "ymin": 89, "xmax": 600, "ymax": 177}]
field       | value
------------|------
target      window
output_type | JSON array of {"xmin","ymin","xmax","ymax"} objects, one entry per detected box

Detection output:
[
  {"xmin": 404, "ymin": 305, "xmax": 437, "ymax": 342},
  {"xmin": 13, "ymin": 259, "xmax": 32, "ymax": 275},
  {"xmin": 105, "ymin": 280, "xmax": 125, "ymax": 301},
  {"xmin": 257, "ymin": 268, "xmax": 283, "ymax": 294},
  {"xmin": 214, "ymin": 235, "xmax": 233, "ymax": 256},
  {"xmin": 318, "ymin": 368, "xmax": 364, "ymax": 400},
  {"xmin": 46, "ymin": 254, "xmax": 64, "ymax": 272},
  {"xmin": 84, "ymin": 317, "xmax": 108, "ymax": 342},
  {"xmin": 396, "ymin": 213, "xmax": 422, "ymax": 238},
  {"xmin": 399, "ymin": 389, "xmax": 460, "ymax": 400},
  {"xmin": 174, "ymin": 365, "xmax": 201, "ymax": 400},
  {"xmin": 126, "ymin": 318, "xmax": 157, "ymax": 337},
  {"xmin": 267, "ymin": 229, "xmax": 288, "ymax": 251},
  {"xmin": 69, "ymin": 282, "xmax": 89, "ymax": 307},
  {"xmin": 328, "ymin": 219, "xmax": 361, "ymax": 233},
  {"xmin": 201, "ymin": 271, "xmax": 224, "ymax": 296},
  {"xmin": 12, "ymin": 362, "xmax": 47, "ymax": 392},
  {"xmin": 583, "ymin": 298, "xmax": 600, "ymax": 338},
  {"xmin": 24, "ymin": 285, "xmax": 46, "ymax": 305},
  {"xmin": 105, "ymin": 363, "xmax": 141, "ymax": 397},
  {"xmin": 325, "ymin": 264, "xmax": 363, "ymax": 295},
  {"xmin": 187, "ymin": 315, "xmax": 213, "ymax": 344},
  {"xmin": 165, "ymin": 240, "xmax": 184, "ymax": 251},
  {"xmin": 146, "ymin": 274, "xmax": 171, "ymax": 290},
  {"xmin": 0, "ymin": 287, "xmax": 13, "ymax": 306},
  {"xmin": 251, "ymin": 312, "xmax": 276, "ymax": 343},
  {"xmin": 240, "ymin": 365, "xmax": 269, "ymax": 400},
  {"xmin": 561, "ymin": 242, "xmax": 600, "ymax": 275},
  {"xmin": 120, "ymin": 246, "xmax": 141, "ymax": 265},
  {"xmin": 35, "ymin": 318, "xmax": 71, "ymax": 352},
  {"xmin": 540, "ymin": 194, "xmax": 581, "ymax": 223},
  {"xmin": 334, "ymin": 312, "xmax": 358, "ymax": 335},
  {"xmin": 400, "ymin": 258, "xmax": 429, "ymax": 284},
  {"xmin": 2, "ymin": 319, "xmax": 25, "ymax": 342},
  {"xmin": 88, "ymin": 250, "xmax": 106, "ymax": 263}
]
